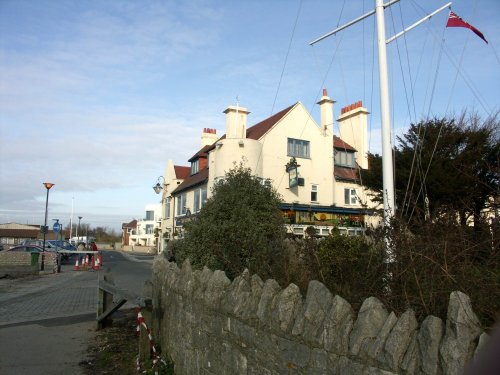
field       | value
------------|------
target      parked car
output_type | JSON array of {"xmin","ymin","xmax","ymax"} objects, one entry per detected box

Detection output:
[
  {"xmin": 21, "ymin": 240, "xmax": 70, "ymax": 260},
  {"xmin": 8, "ymin": 244, "xmax": 62, "ymax": 271},
  {"xmin": 8, "ymin": 244, "xmax": 44, "ymax": 253},
  {"xmin": 46, "ymin": 240, "xmax": 76, "ymax": 251}
]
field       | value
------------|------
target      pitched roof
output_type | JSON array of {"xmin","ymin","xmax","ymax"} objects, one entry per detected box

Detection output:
[
  {"xmin": 122, "ymin": 220, "xmax": 137, "ymax": 229},
  {"xmin": 188, "ymin": 145, "xmax": 212, "ymax": 162},
  {"xmin": 206, "ymin": 103, "xmax": 296, "ymax": 153},
  {"xmin": 333, "ymin": 136, "xmax": 357, "ymax": 152},
  {"xmin": 246, "ymin": 104, "xmax": 295, "ymax": 140},
  {"xmin": 174, "ymin": 166, "xmax": 190, "ymax": 179},
  {"xmin": 172, "ymin": 168, "xmax": 209, "ymax": 195},
  {"xmin": 334, "ymin": 166, "xmax": 360, "ymax": 182},
  {"xmin": 0, "ymin": 228, "xmax": 39, "ymax": 238}
]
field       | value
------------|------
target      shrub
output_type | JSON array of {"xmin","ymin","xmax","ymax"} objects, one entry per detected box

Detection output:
[{"xmin": 174, "ymin": 164, "xmax": 285, "ymax": 280}]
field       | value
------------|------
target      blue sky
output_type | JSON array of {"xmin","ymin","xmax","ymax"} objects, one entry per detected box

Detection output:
[{"xmin": 1, "ymin": 0, "xmax": 498, "ymax": 232}]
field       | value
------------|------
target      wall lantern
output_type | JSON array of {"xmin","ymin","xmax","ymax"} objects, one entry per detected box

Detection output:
[
  {"xmin": 153, "ymin": 176, "xmax": 165, "ymax": 194},
  {"xmin": 285, "ymin": 157, "xmax": 300, "ymax": 188}
]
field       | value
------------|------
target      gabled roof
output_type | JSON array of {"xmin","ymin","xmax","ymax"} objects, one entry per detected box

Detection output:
[
  {"xmin": 122, "ymin": 219, "xmax": 137, "ymax": 229},
  {"xmin": 206, "ymin": 103, "xmax": 296, "ymax": 153},
  {"xmin": 0, "ymin": 228, "xmax": 39, "ymax": 238},
  {"xmin": 246, "ymin": 104, "xmax": 296, "ymax": 140},
  {"xmin": 334, "ymin": 166, "xmax": 360, "ymax": 183},
  {"xmin": 172, "ymin": 168, "xmax": 209, "ymax": 195},
  {"xmin": 333, "ymin": 136, "xmax": 356, "ymax": 152},
  {"xmin": 174, "ymin": 166, "xmax": 190, "ymax": 180},
  {"xmin": 188, "ymin": 145, "xmax": 212, "ymax": 162}
]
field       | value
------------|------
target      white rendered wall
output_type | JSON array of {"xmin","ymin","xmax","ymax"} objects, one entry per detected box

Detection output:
[{"xmin": 259, "ymin": 102, "xmax": 334, "ymax": 206}]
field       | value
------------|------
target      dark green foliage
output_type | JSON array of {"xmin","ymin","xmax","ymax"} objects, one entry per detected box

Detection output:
[
  {"xmin": 174, "ymin": 164, "xmax": 286, "ymax": 279},
  {"xmin": 316, "ymin": 229, "xmax": 386, "ymax": 301},
  {"xmin": 361, "ymin": 112, "xmax": 499, "ymax": 228}
]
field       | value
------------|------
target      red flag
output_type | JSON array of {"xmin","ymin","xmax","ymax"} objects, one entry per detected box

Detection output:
[{"xmin": 446, "ymin": 11, "xmax": 488, "ymax": 44}]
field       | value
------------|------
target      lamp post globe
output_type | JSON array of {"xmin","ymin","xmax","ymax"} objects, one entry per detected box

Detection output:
[{"xmin": 41, "ymin": 182, "xmax": 54, "ymax": 271}]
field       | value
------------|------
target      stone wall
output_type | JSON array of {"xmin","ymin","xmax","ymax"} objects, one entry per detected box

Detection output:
[
  {"xmin": 151, "ymin": 257, "xmax": 488, "ymax": 375},
  {"xmin": 0, "ymin": 251, "xmax": 58, "ymax": 277}
]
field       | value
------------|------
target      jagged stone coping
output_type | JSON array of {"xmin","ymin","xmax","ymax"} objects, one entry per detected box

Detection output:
[{"xmin": 150, "ymin": 257, "xmax": 486, "ymax": 375}]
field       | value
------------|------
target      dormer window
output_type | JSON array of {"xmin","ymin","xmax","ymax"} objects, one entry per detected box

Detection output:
[
  {"xmin": 191, "ymin": 159, "xmax": 199, "ymax": 175},
  {"xmin": 334, "ymin": 150, "xmax": 356, "ymax": 168}
]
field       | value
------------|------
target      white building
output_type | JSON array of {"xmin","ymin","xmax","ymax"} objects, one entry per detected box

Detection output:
[
  {"xmin": 155, "ymin": 90, "xmax": 379, "ymax": 252},
  {"xmin": 128, "ymin": 203, "xmax": 162, "ymax": 249}
]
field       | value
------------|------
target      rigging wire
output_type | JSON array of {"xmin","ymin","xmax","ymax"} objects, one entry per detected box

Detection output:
[
  {"xmin": 270, "ymin": 0, "xmax": 303, "ymax": 116},
  {"xmin": 251, "ymin": 0, "xmax": 303, "ymax": 184},
  {"xmin": 276, "ymin": 0, "xmax": 348, "ymax": 192}
]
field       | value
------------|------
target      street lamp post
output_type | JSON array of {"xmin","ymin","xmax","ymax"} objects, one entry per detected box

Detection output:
[
  {"xmin": 41, "ymin": 182, "xmax": 54, "ymax": 271},
  {"xmin": 77, "ymin": 216, "xmax": 83, "ymax": 243}
]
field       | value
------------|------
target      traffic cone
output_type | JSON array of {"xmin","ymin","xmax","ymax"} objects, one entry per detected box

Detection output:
[
  {"xmin": 73, "ymin": 258, "xmax": 80, "ymax": 271},
  {"xmin": 94, "ymin": 255, "xmax": 101, "ymax": 271},
  {"xmin": 82, "ymin": 256, "xmax": 87, "ymax": 270}
]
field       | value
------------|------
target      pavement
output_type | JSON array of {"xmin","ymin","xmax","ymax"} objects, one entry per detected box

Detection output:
[
  {"xmin": 0, "ymin": 250, "xmax": 156, "ymax": 374},
  {"xmin": 0, "ymin": 262, "xmax": 99, "ymax": 375}
]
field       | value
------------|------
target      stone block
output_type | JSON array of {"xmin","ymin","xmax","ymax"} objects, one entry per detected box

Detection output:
[
  {"xmin": 275, "ymin": 283, "xmax": 303, "ymax": 333},
  {"xmin": 257, "ymin": 279, "xmax": 282, "ymax": 326},
  {"xmin": 324, "ymin": 295, "xmax": 355, "ymax": 355},
  {"xmin": 204, "ymin": 269, "xmax": 231, "ymax": 309},
  {"xmin": 292, "ymin": 280, "xmax": 332, "ymax": 345},
  {"xmin": 349, "ymin": 297, "xmax": 389, "ymax": 357},
  {"xmin": 440, "ymin": 291, "xmax": 482, "ymax": 375},
  {"xmin": 365, "ymin": 311, "xmax": 397, "ymax": 363},
  {"xmin": 383, "ymin": 309, "xmax": 418, "ymax": 370},
  {"xmin": 416, "ymin": 315, "xmax": 443, "ymax": 375}
]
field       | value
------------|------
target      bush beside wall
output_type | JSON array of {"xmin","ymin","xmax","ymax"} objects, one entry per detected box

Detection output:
[{"xmin": 151, "ymin": 257, "xmax": 488, "ymax": 375}]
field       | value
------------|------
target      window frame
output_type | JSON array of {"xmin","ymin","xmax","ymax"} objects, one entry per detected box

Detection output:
[
  {"xmin": 344, "ymin": 188, "xmax": 358, "ymax": 205},
  {"xmin": 287, "ymin": 138, "xmax": 310, "ymax": 159},
  {"xmin": 145, "ymin": 210, "xmax": 154, "ymax": 221},
  {"xmin": 194, "ymin": 186, "xmax": 208, "ymax": 212},
  {"xmin": 176, "ymin": 194, "xmax": 187, "ymax": 216},
  {"xmin": 311, "ymin": 184, "xmax": 318, "ymax": 202},
  {"xmin": 335, "ymin": 150, "xmax": 356, "ymax": 167},
  {"xmin": 191, "ymin": 159, "xmax": 199, "ymax": 175},
  {"xmin": 164, "ymin": 197, "xmax": 171, "ymax": 218}
]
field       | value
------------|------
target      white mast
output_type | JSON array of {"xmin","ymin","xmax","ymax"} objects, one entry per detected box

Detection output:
[
  {"xmin": 310, "ymin": 0, "xmax": 452, "ymax": 260},
  {"xmin": 375, "ymin": 0, "xmax": 395, "ymax": 232},
  {"xmin": 69, "ymin": 196, "xmax": 74, "ymax": 240}
]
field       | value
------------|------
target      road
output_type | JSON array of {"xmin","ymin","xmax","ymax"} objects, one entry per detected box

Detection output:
[{"xmin": 0, "ymin": 250, "xmax": 154, "ymax": 375}]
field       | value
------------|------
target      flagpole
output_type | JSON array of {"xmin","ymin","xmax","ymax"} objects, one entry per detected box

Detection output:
[
  {"xmin": 69, "ymin": 196, "xmax": 74, "ymax": 241},
  {"xmin": 375, "ymin": 0, "xmax": 395, "ymax": 246}
]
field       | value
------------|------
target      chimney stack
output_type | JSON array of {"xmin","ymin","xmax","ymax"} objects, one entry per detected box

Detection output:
[
  {"xmin": 317, "ymin": 88, "xmax": 335, "ymax": 134},
  {"xmin": 338, "ymin": 100, "xmax": 369, "ymax": 169},
  {"xmin": 201, "ymin": 128, "xmax": 218, "ymax": 147},
  {"xmin": 224, "ymin": 105, "xmax": 250, "ymax": 139}
]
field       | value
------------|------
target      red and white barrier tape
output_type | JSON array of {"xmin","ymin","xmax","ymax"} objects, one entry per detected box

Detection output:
[{"xmin": 136, "ymin": 310, "xmax": 165, "ymax": 373}]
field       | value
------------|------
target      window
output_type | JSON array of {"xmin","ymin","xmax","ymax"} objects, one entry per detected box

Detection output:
[
  {"xmin": 145, "ymin": 210, "xmax": 154, "ymax": 221},
  {"xmin": 193, "ymin": 186, "xmax": 207, "ymax": 212},
  {"xmin": 311, "ymin": 185, "xmax": 318, "ymax": 202},
  {"xmin": 145, "ymin": 224, "xmax": 154, "ymax": 234},
  {"xmin": 334, "ymin": 150, "xmax": 355, "ymax": 167},
  {"xmin": 176, "ymin": 194, "xmax": 187, "ymax": 216},
  {"xmin": 344, "ymin": 188, "xmax": 358, "ymax": 205},
  {"xmin": 191, "ymin": 159, "xmax": 199, "ymax": 175},
  {"xmin": 164, "ymin": 197, "xmax": 171, "ymax": 218},
  {"xmin": 287, "ymin": 138, "xmax": 310, "ymax": 158}
]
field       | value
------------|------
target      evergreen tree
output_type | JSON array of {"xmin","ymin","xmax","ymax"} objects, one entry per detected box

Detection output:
[
  {"xmin": 361, "ymin": 112, "xmax": 499, "ymax": 228},
  {"xmin": 173, "ymin": 163, "xmax": 286, "ymax": 279}
]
